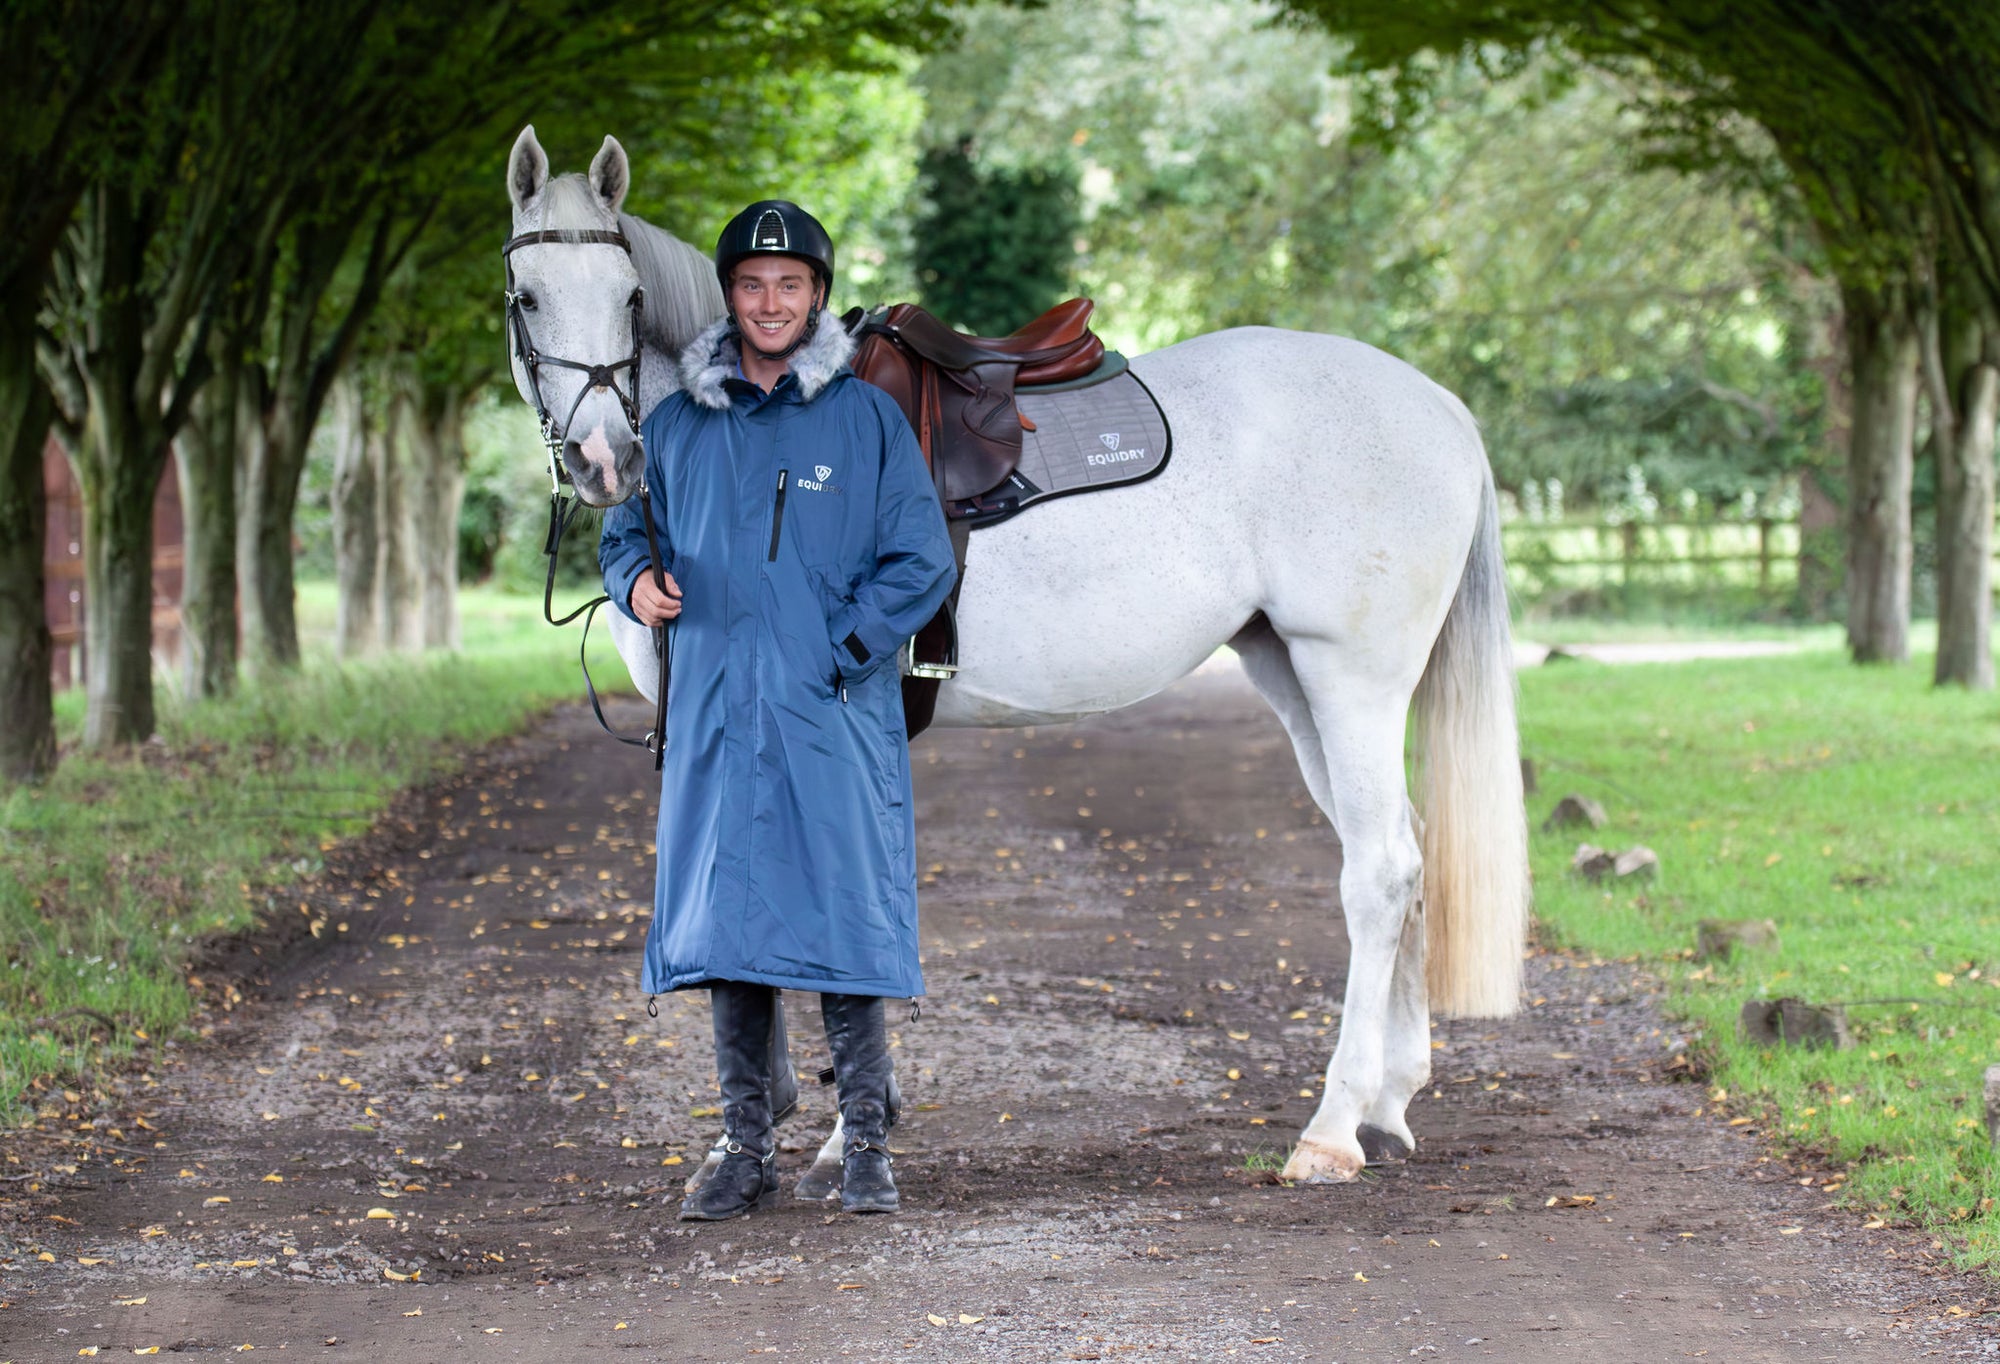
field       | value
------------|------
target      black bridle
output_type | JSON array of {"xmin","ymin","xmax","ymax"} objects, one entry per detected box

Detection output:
[{"xmin": 503, "ymin": 226, "xmax": 672, "ymax": 770}]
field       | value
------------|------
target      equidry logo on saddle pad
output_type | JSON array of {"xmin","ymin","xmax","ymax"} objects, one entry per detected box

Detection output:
[
  {"xmin": 794, "ymin": 464, "xmax": 842, "ymax": 494},
  {"xmin": 1087, "ymin": 432, "xmax": 1147, "ymax": 466}
]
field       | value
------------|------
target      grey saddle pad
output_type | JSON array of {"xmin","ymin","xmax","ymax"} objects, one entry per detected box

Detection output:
[{"xmin": 951, "ymin": 366, "xmax": 1173, "ymax": 529}]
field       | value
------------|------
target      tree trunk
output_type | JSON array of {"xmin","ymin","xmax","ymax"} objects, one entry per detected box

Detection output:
[
  {"xmin": 75, "ymin": 412, "xmax": 163, "ymax": 747},
  {"xmin": 404, "ymin": 381, "xmax": 465, "ymax": 651},
  {"xmin": 1843, "ymin": 286, "xmax": 1921, "ymax": 664},
  {"xmin": 236, "ymin": 364, "xmax": 306, "ymax": 671},
  {"xmin": 375, "ymin": 393, "xmax": 422, "ymax": 652},
  {"xmin": 0, "ymin": 314, "xmax": 56, "ymax": 783},
  {"xmin": 1930, "ymin": 287, "xmax": 1999, "ymax": 689},
  {"xmin": 328, "ymin": 374, "xmax": 378, "ymax": 659},
  {"xmin": 175, "ymin": 359, "xmax": 239, "ymax": 699}
]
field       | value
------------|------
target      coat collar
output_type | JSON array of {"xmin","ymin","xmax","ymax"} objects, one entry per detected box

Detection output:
[{"xmin": 679, "ymin": 313, "xmax": 856, "ymax": 411}]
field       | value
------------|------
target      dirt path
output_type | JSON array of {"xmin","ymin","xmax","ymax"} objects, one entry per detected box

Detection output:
[{"xmin": 4, "ymin": 664, "xmax": 1994, "ymax": 1361}]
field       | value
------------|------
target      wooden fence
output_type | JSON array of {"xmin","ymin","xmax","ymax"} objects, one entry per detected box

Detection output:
[{"xmin": 1500, "ymin": 518, "xmax": 1801, "ymax": 601}]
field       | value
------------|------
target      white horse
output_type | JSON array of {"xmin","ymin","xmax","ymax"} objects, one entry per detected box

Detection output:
[{"xmin": 505, "ymin": 127, "xmax": 1529, "ymax": 1189}]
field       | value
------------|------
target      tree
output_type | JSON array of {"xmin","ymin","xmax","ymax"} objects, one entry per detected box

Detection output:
[
  {"xmin": 913, "ymin": 142, "xmax": 1080, "ymax": 334},
  {"xmin": 0, "ymin": 3, "xmax": 174, "ymax": 780},
  {"xmin": 1283, "ymin": 0, "xmax": 2000, "ymax": 677}
]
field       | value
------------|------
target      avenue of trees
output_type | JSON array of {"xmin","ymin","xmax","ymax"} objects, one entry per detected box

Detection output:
[
  {"xmin": 0, "ymin": 0, "xmax": 940, "ymax": 784},
  {"xmin": 5, "ymin": 0, "xmax": 1997, "ymax": 790},
  {"xmin": 1278, "ymin": 1, "xmax": 2000, "ymax": 682}
]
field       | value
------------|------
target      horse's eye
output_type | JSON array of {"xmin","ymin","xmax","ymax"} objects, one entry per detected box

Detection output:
[
  {"xmin": 516, "ymin": 291, "xmax": 537, "ymax": 311},
  {"xmin": 629, "ymin": 288, "xmax": 644, "ymax": 309}
]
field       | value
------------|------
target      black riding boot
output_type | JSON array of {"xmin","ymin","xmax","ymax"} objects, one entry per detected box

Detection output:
[
  {"xmin": 679, "ymin": 982, "xmax": 779, "ymax": 1221},
  {"xmin": 820, "ymin": 992, "xmax": 898, "ymax": 1214}
]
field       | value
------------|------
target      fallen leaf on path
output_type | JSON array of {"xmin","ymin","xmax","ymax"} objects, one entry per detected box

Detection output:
[
  {"xmin": 402, "ymin": 1309, "xmax": 421, "ymax": 1317},
  {"xmin": 836, "ymin": 1283, "xmax": 863, "ymax": 1291},
  {"xmin": 202, "ymin": 1196, "xmax": 230, "ymax": 1206},
  {"xmin": 365, "ymin": 1208, "xmax": 395, "ymax": 1220},
  {"xmin": 262, "ymin": 1174, "xmax": 283, "ymax": 1183},
  {"xmin": 383, "ymin": 1268, "xmax": 411, "ymax": 1281},
  {"xmin": 661, "ymin": 1155, "xmax": 683, "ymax": 1166},
  {"xmin": 77, "ymin": 1257, "xmax": 107, "ymax": 1266},
  {"xmin": 959, "ymin": 1314, "xmax": 983, "ymax": 1324},
  {"xmin": 114, "ymin": 1297, "xmax": 146, "ymax": 1306},
  {"xmin": 230, "ymin": 1260, "xmax": 260, "ymax": 1269},
  {"xmin": 927, "ymin": 1314, "xmax": 948, "ymax": 1327},
  {"xmin": 1545, "ymin": 1194, "xmax": 1596, "ymax": 1208},
  {"xmin": 78, "ymin": 1347, "xmax": 99, "ymax": 1355}
]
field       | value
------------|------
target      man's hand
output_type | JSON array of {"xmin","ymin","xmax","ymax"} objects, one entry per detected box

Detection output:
[{"xmin": 629, "ymin": 570, "xmax": 683, "ymax": 626}]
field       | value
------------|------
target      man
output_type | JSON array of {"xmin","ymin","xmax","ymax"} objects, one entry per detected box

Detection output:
[{"xmin": 599, "ymin": 201, "xmax": 955, "ymax": 1220}]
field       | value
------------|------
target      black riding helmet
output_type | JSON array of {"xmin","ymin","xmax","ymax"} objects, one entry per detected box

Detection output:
[
  {"xmin": 715, "ymin": 200, "xmax": 835, "ymax": 363},
  {"xmin": 715, "ymin": 200, "xmax": 835, "ymax": 296}
]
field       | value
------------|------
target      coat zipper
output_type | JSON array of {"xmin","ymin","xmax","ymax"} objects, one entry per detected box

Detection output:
[{"xmin": 767, "ymin": 468, "xmax": 788, "ymax": 561}]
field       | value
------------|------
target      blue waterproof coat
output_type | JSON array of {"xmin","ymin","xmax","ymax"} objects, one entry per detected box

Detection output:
[{"xmin": 599, "ymin": 316, "xmax": 955, "ymax": 999}]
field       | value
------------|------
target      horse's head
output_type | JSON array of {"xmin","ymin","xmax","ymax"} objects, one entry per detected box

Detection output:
[{"xmin": 505, "ymin": 126, "xmax": 646, "ymax": 507}]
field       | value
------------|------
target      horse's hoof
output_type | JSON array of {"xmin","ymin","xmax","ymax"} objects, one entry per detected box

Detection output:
[
  {"xmin": 1357, "ymin": 1123, "xmax": 1413, "ymax": 1165},
  {"xmin": 1281, "ymin": 1136, "xmax": 1363, "ymax": 1183},
  {"xmin": 793, "ymin": 1156, "xmax": 843, "ymax": 1201},
  {"xmin": 683, "ymin": 1150, "xmax": 724, "ymax": 1197}
]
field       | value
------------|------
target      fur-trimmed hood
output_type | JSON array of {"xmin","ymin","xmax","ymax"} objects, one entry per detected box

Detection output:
[{"xmin": 678, "ymin": 313, "xmax": 857, "ymax": 410}]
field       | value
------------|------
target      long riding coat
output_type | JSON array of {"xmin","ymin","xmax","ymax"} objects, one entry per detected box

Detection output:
[{"xmin": 600, "ymin": 316, "xmax": 955, "ymax": 999}]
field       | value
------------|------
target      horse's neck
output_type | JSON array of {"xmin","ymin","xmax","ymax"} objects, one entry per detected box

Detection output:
[{"xmin": 619, "ymin": 210, "xmax": 725, "ymax": 375}]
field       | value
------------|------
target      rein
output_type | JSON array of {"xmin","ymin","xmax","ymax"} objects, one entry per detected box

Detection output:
[{"xmin": 504, "ymin": 226, "xmax": 672, "ymax": 770}]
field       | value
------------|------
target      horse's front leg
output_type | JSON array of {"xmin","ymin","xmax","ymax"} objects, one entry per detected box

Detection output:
[
  {"xmin": 1281, "ymin": 697, "xmax": 1426, "ymax": 1184},
  {"xmin": 793, "ymin": 1117, "xmax": 848, "ymax": 1201}
]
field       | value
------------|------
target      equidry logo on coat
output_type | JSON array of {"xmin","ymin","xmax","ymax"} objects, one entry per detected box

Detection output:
[{"xmin": 795, "ymin": 464, "xmax": 842, "ymax": 494}]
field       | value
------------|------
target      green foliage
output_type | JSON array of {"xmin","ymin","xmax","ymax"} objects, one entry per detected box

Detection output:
[
  {"xmin": 913, "ymin": 0, "xmax": 1832, "ymax": 511},
  {"xmin": 1520, "ymin": 650, "xmax": 2000, "ymax": 1268},
  {"xmin": 0, "ymin": 585, "xmax": 621, "ymax": 1119},
  {"xmin": 913, "ymin": 142, "xmax": 1081, "ymax": 334}
]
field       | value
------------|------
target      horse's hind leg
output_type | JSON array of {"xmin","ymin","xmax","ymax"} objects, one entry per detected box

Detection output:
[
  {"xmin": 1243, "ymin": 634, "xmax": 1424, "ymax": 1183},
  {"xmin": 1358, "ymin": 868, "xmax": 1429, "ymax": 1163}
]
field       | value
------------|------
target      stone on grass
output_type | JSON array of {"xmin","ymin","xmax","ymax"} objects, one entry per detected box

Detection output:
[
  {"xmin": 1543, "ymin": 794, "xmax": 1607, "ymax": 832},
  {"xmin": 1985, "ymin": 1064, "xmax": 2000, "ymax": 1152},
  {"xmin": 1739, "ymin": 997, "xmax": 1852, "ymax": 1050},
  {"xmin": 1695, "ymin": 918, "xmax": 1780, "ymax": 962},
  {"xmin": 1571, "ymin": 844, "xmax": 1616, "ymax": 880},
  {"xmin": 1612, "ymin": 846, "xmax": 1658, "ymax": 880}
]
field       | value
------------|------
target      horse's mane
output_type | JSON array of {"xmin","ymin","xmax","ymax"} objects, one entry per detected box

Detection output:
[
  {"xmin": 619, "ymin": 211, "xmax": 725, "ymax": 359},
  {"xmin": 534, "ymin": 173, "xmax": 724, "ymax": 359}
]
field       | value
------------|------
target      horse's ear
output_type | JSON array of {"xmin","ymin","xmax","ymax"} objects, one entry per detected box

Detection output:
[
  {"xmin": 509, "ymin": 125, "xmax": 549, "ymax": 211},
  {"xmin": 589, "ymin": 135, "xmax": 630, "ymax": 215}
]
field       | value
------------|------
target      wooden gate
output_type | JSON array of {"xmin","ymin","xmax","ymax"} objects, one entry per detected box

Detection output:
[{"xmin": 43, "ymin": 440, "xmax": 184, "ymax": 691}]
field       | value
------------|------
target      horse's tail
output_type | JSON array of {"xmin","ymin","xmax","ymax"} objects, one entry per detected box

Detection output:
[{"xmin": 1411, "ymin": 437, "xmax": 1530, "ymax": 1018}]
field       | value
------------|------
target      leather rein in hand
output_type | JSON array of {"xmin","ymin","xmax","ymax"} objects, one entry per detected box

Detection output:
[{"xmin": 503, "ymin": 226, "xmax": 671, "ymax": 770}]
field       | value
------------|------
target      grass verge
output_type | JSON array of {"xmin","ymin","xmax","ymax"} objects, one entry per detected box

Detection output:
[
  {"xmin": 1518, "ymin": 645, "xmax": 2000, "ymax": 1270},
  {"xmin": 1, "ymin": 584, "xmax": 632, "ymax": 1124}
]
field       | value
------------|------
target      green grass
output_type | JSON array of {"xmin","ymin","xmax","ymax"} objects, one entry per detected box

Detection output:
[
  {"xmin": 2, "ymin": 583, "xmax": 633, "ymax": 1124},
  {"xmin": 1519, "ymin": 646, "xmax": 2000, "ymax": 1270}
]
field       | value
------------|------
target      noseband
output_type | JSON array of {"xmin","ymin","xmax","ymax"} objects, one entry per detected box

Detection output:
[{"xmin": 502, "ymin": 225, "xmax": 671, "ymax": 769}]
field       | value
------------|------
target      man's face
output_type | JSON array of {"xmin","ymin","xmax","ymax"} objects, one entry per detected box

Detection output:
[{"xmin": 729, "ymin": 255, "xmax": 819, "ymax": 354}]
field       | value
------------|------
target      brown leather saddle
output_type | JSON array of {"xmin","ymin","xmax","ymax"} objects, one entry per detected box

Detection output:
[
  {"xmin": 848, "ymin": 299, "xmax": 1106, "ymax": 504},
  {"xmin": 844, "ymin": 298, "xmax": 1109, "ymax": 738}
]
